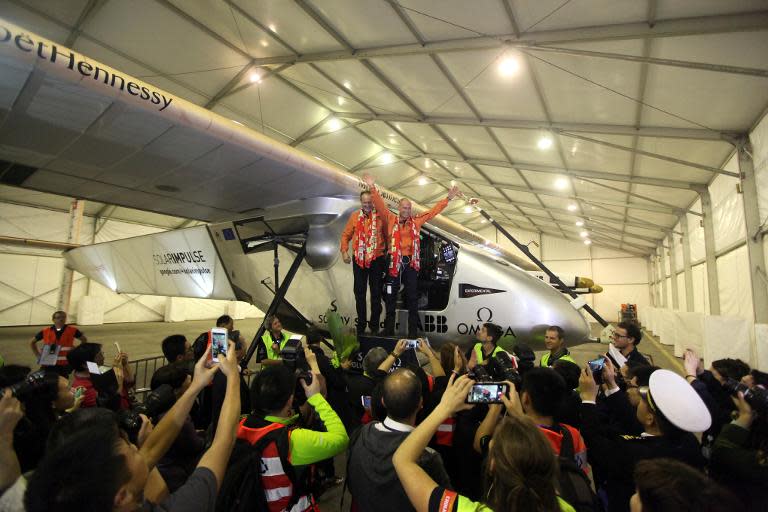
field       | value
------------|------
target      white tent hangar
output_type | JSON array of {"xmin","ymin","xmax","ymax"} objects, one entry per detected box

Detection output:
[{"xmin": 0, "ymin": 1, "xmax": 767, "ymax": 368}]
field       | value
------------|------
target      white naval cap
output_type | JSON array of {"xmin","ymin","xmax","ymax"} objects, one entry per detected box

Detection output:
[{"xmin": 648, "ymin": 369, "xmax": 712, "ymax": 433}]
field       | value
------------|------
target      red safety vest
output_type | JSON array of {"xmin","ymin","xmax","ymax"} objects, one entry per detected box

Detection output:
[
  {"xmin": 435, "ymin": 416, "xmax": 456, "ymax": 447},
  {"xmin": 236, "ymin": 419, "xmax": 318, "ymax": 512},
  {"xmin": 41, "ymin": 325, "xmax": 78, "ymax": 366}
]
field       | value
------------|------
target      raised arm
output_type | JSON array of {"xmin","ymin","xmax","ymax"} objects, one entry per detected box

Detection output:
[
  {"xmin": 393, "ymin": 375, "xmax": 475, "ymax": 512},
  {"xmin": 196, "ymin": 342, "xmax": 241, "ymax": 489},
  {"xmin": 140, "ymin": 345, "xmax": 219, "ymax": 468},
  {"xmin": 379, "ymin": 339, "xmax": 408, "ymax": 373}
]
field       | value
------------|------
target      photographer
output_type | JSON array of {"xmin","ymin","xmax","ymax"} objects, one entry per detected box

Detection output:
[
  {"xmin": 0, "ymin": 365, "xmax": 77, "ymax": 473},
  {"xmin": 578, "ymin": 367, "xmax": 709, "ymax": 512},
  {"xmin": 219, "ymin": 349, "xmax": 348, "ymax": 511},
  {"xmin": 393, "ymin": 374, "xmax": 577, "ymax": 512},
  {"xmin": 67, "ymin": 342, "xmax": 132, "ymax": 410},
  {"xmin": 467, "ymin": 323, "xmax": 507, "ymax": 368},
  {"xmin": 25, "ymin": 343, "xmax": 242, "ymax": 511},
  {"xmin": 150, "ymin": 363, "xmax": 205, "ymax": 492},
  {"xmin": 346, "ymin": 346, "xmax": 388, "ymax": 425},
  {"xmin": 710, "ymin": 389, "xmax": 768, "ymax": 510}
]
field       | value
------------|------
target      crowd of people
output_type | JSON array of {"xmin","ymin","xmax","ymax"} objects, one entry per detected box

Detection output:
[{"xmin": 0, "ymin": 308, "xmax": 766, "ymax": 512}]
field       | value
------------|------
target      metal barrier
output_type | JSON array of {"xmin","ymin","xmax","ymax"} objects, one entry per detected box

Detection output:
[{"xmin": 128, "ymin": 354, "xmax": 167, "ymax": 398}]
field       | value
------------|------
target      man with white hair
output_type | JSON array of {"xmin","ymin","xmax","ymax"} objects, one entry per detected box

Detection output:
[{"xmin": 363, "ymin": 175, "xmax": 462, "ymax": 337}]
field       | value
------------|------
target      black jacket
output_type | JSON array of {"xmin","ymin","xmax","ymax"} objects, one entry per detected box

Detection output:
[
  {"xmin": 710, "ymin": 422, "xmax": 768, "ymax": 511},
  {"xmin": 348, "ymin": 420, "xmax": 451, "ymax": 512}
]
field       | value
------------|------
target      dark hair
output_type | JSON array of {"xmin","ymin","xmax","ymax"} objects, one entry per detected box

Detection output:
[
  {"xmin": 67, "ymin": 342, "xmax": 102, "ymax": 371},
  {"xmin": 439, "ymin": 343, "xmax": 462, "ymax": 375},
  {"xmin": 521, "ymin": 367, "xmax": 567, "ymax": 417},
  {"xmin": 26, "ymin": 426, "xmax": 131, "ymax": 512},
  {"xmin": 749, "ymin": 369, "xmax": 768, "ymax": 388},
  {"xmin": 265, "ymin": 315, "xmax": 280, "ymax": 330},
  {"xmin": 484, "ymin": 323, "xmax": 503, "ymax": 344},
  {"xmin": 251, "ymin": 365, "xmax": 295, "ymax": 414},
  {"xmin": 712, "ymin": 358, "xmax": 750, "ymax": 381},
  {"xmin": 52, "ymin": 310, "xmax": 66, "ymax": 320},
  {"xmin": 617, "ymin": 321, "xmax": 642, "ymax": 346},
  {"xmin": 306, "ymin": 327, "xmax": 324, "ymax": 345},
  {"xmin": 216, "ymin": 314, "xmax": 232, "ymax": 327},
  {"xmin": 162, "ymin": 334, "xmax": 187, "ymax": 363},
  {"xmin": 546, "ymin": 325, "xmax": 564, "ymax": 339},
  {"xmin": 485, "ymin": 415, "xmax": 560, "ymax": 512},
  {"xmin": 552, "ymin": 359, "xmax": 581, "ymax": 390},
  {"xmin": 360, "ymin": 190, "xmax": 371, "ymax": 200},
  {"xmin": 629, "ymin": 365, "xmax": 660, "ymax": 387},
  {"xmin": 150, "ymin": 363, "xmax": 189, "ymax": 391},
  {"xmin": 634, "ymin": 458, "xmax": 740, "ymax": 512},
  {"xmin": 382, "ymin": 369, "xmax": 422, "ymax": 421},
  {"xmin": 192, "ymin": 333, "xmax": 208, "ymax": 361},
  {"xmin": 46, "ymin": 408, "xmax": 118, "ymax": 453}
]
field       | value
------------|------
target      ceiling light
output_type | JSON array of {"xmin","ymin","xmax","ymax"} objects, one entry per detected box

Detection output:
[
  {"xmin": 554, "ymin": 177, "xmax": 568, "ymax": 190},
  {"xmin": 231, "ymin": 119, "xmax": 244, "ymax": 126},
  {"xmin": 381, "ymin": 152, "xmax": 394, "ymax": 164},
  {"xmin": 450, "ymin": 180, "xmax": 456, "ymax": 186},
  {"xmin": 389, "ymin": 137, "xmax": 397, "ymax": 145},
  {"xmin": 418, "ymin": 176, "xmax": 429, "ymax": 186},
  {"xmin": 580, "ymin": 231, "xmax": 588, "ymax": 238},
  {"xmin": 575, "ymin": 220, "xmax": 584, "ymax": 227},
  {"xmin": 481, "ymin": 219, "xmax": 487, "ymax": 224},
  {"xmin": 268, "ymin": 23, "xmax": 277, "ymax": 32},
  {"xmin": 424, "ymin": 160, "xmax": 431, "ymax": 168},
  {"xmin": 343, "ymin": 80, "xmax": 351, "ymax": 89},
  {"xmin": 567, "ymin": 204, "xmax": 578, "ymax": 211},
  {"xmin": 464, "ymin": 206, "xmax": 474, "ymax": 213},
  {"xmin": 249, "ymin": 72, "xmax": 262, "ymax": 83},
  {"xmin": 260, "ymin": 40, "xmax": 269, "ymax": 47},
  {"xmin": 584, "ymin": 239, "xmax": 592, "ymax": 245},
  {"xmin": 498, "ymin": 57, "xmax": 519, "ymax": 76},
  {"xmin": 327, "ymin": 117, "xmax": 342, "ymax": 131},
  {"xmin": 337, "ymin": 96, "xmax": 346, "ymax": 106},
  {"xmin": 314, "ymin": 156, "xmax": 324, "ymax": 161},
  {"xmin": 537, "ymin": 135, "xmax": 553, "ymax": 150}
]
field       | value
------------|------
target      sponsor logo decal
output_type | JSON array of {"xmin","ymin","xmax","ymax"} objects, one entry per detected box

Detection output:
[{"xmin": 459, "ymin": 283, "xmax": 506, "ymax": 298}]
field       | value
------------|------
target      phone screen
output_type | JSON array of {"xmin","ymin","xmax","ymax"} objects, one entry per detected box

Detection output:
[
  {"xmin": 211, "ymin": 330, "xmax": 228, "ymax": 362},
  {"xmin": 466, "ymin": 383, "xmax": 509, "ymax": 404},
  {"xmin": 588, "ymin": 357, "xmax": 606, "ymax": 373},
  {"xmin": 405, "ymin": 339, "xmax": 420, "ymax": 350},
  {"xmin": 361, "ymin": 395, "xmax": 372, "ymax": 410}
]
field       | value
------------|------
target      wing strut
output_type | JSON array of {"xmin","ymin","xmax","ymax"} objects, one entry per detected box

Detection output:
[
  {"xmin": 473, "ymin": 206, "xmax": 609, "ymax": 328},
  {"xmin": 241, "ymin": 242, "xmax": 307, "ymax": 369}
]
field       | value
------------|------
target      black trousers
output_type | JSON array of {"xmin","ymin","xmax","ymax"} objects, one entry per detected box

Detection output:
[
  {"xmin": 384, "ymin": 258, "xmax": 419, "ymax": 338},
  {"xmin": 352, "ymin": 256, "xmax": 385, "ymax": 333}
]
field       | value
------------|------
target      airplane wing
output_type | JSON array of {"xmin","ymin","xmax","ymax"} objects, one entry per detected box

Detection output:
[{"xmin": 0, "ymin": 18, "xmax": 539, "ymax": 271}]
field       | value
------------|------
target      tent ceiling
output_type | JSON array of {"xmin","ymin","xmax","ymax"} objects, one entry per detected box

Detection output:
[{"xmin": 2, "ymin": 0, "xmax": 768, "ymax": 256}]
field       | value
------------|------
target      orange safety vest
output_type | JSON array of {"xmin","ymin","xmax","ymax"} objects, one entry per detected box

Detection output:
[
  {"xmin": 236, "ymin": 419, "xmax": 318, "ymax": 512},
  {"xmin": 41, "ymin": 325, "xmax": 79, "ymax": 366}
]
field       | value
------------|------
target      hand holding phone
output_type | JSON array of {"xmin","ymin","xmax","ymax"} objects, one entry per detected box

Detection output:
[
  {"xmin": 466, "ymin": 382, "xmax": 509, "ymax": 404},
  {"xmin": 210, "ymin": 328, "xmax": 228, "ymax": 363}
]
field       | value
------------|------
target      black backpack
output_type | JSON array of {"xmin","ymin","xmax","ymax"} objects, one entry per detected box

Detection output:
[
  {"xmin": 216, "ymin": 422, "xmax": 312, "ymax": 512},
  {"xmin": 556, "ymin": 425, "xmax": 602, "ymax": 512}
]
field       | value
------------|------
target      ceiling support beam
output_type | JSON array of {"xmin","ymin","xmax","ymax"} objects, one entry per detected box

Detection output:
[
  {"xmin": 526, "ymin": 45, "xmax": 768, "ymax": 78},
  {"xmin": 557, "ymin": 132, "xmax": 738, "ymax": 177},
  {"xmin": 64, "ymin": 0, "xmax": 104, "ymax": 47},
  {"xmin": 699, "ymin": 187, "xmax": 721, "ymax": 315},
  {"xmin": 245, "ymin": 11, "xmax": 768, "ymax": 66},
  {"xmin": 337, "ymin": 112, "xmax": 724, "ymax": 140},
  {"xmin": 393, "ymin": 150, "xmax": 697, "ymax": 190}
]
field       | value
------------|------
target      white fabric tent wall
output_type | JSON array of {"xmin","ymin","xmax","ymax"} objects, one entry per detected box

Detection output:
[{"xmin": 0, "ymin": 201, "xmax": 262, "ymax": 326}]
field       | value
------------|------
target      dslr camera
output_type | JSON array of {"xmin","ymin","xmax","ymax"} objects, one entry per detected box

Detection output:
[
  {"xmin": 723, "ymin": 378, "xmax": 768, "ymax": 415},
  {"xmin": 469, "ymin": 351, "xmax": 521, "ymax": 387},
  {"xmin": 280, "ymin": 338, "xmax": 313, "ymax": 406},
  {"xmin": 117, "ymin": 384, "xmax": 176, "ymax": 444},
  {"xmin": 2, "ymin": 370, "xmax": 57, "ymax": 400}
]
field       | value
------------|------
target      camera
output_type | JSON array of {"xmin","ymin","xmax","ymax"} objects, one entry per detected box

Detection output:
[
  {"xmin": 2, "ymin": 370, "xmax": 57, "ymax": 400},
  {"xmin": 723, "ymin": 378, "xmax": 768, "ymax": 415},
  {"xmin": 117, "ymin": 384, "xmax": 176, "ymax": 444},
  {"xmin": 280, "ymin": 338, "xmax": 313, "ymax": 406},
  {"xmin": 468, "ymin": 351, "xmax": 521, "ymax": 387}
]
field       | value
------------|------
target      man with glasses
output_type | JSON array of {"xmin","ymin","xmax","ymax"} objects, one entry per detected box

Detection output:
[{"xmin": 611, "ymin": 321, "xmax": 649, "ymax": 366}]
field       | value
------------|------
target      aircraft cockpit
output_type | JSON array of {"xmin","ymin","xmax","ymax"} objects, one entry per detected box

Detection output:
[{"xmin": 416, "ymin": 229, "xmax": 458, "ymax": 311}]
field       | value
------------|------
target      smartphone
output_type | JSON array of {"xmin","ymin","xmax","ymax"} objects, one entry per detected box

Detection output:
[
  {"xmin": 404, "ymin": 339, "xmax": 420, "ymax": 350},
  {"xmin": 360, "ymin": 395, "xmax": 372, "ymax": 410},
  {"xmin": 587, "ymin": 356, "xmax": 606, "ymax": 373},
  {"xmin": 114, "ymin": 342, "xmax": 122, "ymax": 356},
  {"xmin": 210, "ymin": 328, "xmax": 228, "ymax": 363},
  {"xmin": 466, "ymin": 383, "xmax": 509, "ymax": 404}
]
